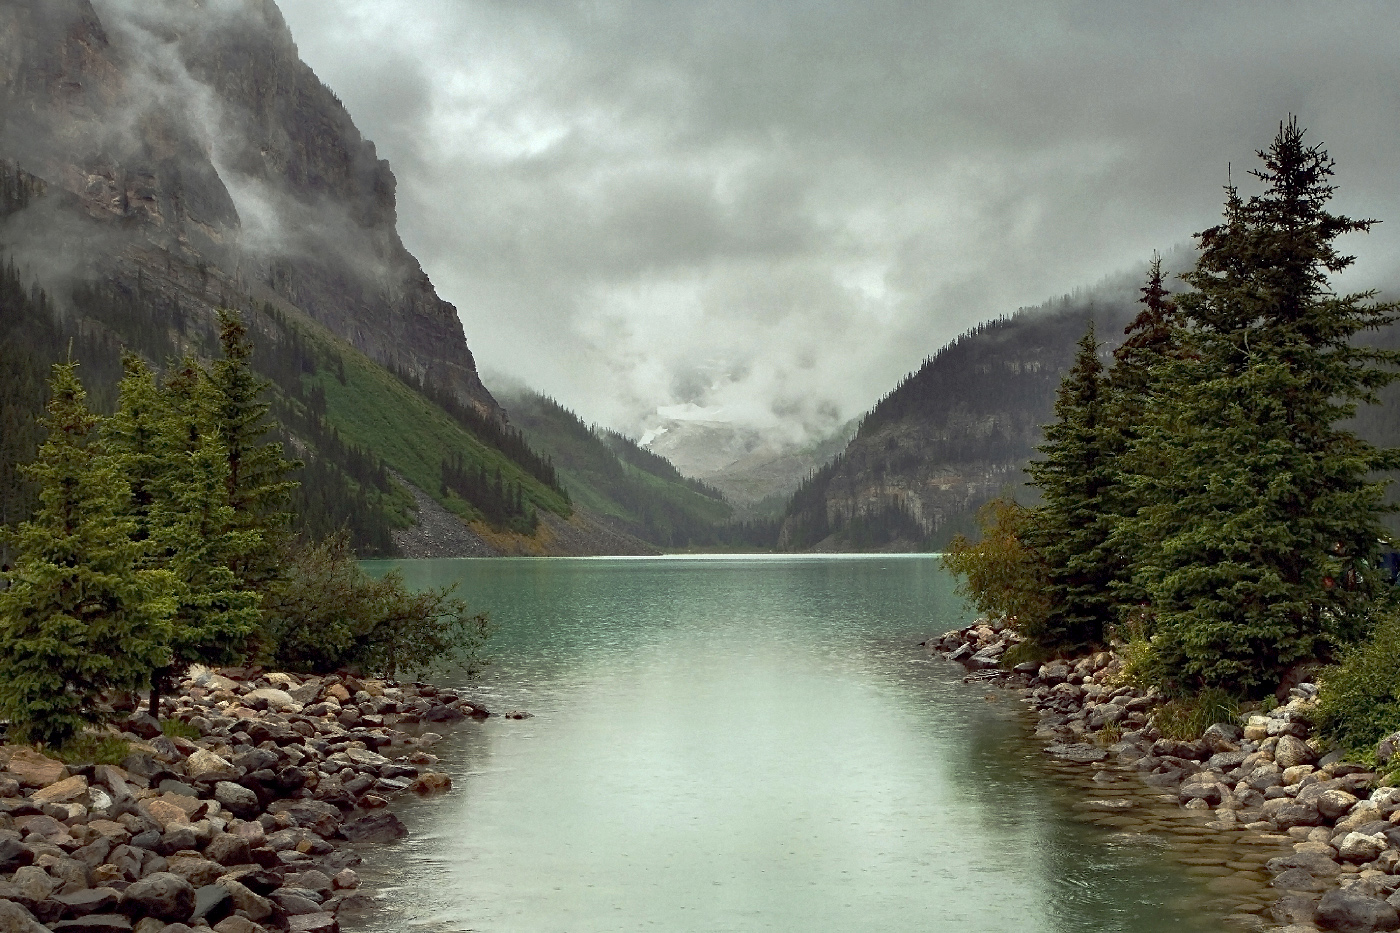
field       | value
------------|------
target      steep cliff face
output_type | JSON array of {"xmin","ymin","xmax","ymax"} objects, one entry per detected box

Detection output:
[
  {"xmin": 0, "ymin": 0, "xmax": 497, "ymax": 417},
  {"xmin": 778, "ymin": 284, "xmax": 1143, "ymax": 551}
]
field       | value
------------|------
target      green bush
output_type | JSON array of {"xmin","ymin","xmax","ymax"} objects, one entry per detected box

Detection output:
[
  {"xmin": 942, "ymin": 499, "xmax": 1050, "ymax": 634},
  {"xmin": 1316, "ymin": 605, "xmax": 1400, "ymax": 760},
  {"xmin": 261, "ymin": 532, "xmax": 490, "ymax": 678}
]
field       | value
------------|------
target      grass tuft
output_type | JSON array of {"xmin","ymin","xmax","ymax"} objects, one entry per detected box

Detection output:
[{"xmin": 1152, "ymin": 688, "xmax": 1240, "ymax": 740}]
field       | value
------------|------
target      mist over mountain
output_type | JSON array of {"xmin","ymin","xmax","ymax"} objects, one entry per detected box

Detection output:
[{"xmin": 0, "ymin": 0, "xmax": 494, "ymax": 416}]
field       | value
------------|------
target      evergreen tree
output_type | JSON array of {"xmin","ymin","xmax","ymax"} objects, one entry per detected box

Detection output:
[
  {"xmin": 1024, "ymin": 322, "xmax": 1117, "ymax": 651},
  {"xmin": 106, "ymin": 354, "xmax": 261, "ymax": 713},
  {"xmin": 1100, "ymin": 258, "xmax": 1183, "ymax": 611},
  {"xmin": 208, "ymin": 309, "xmax": 299, "ymax": 589},
  {"xmin": 0, "ymin": 362, "xmax": 173, "ymax": 747},
  {"xmin": 1131, "ymin": 119, "xmax": 1400, "ymax": 695}
]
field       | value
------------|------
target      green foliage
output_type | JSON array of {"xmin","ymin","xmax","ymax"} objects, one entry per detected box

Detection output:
[
  {"xmin": 1025, "ymin": 322, "xmax": 1117, "ymax": 651},
  {"xmin": 1152, "ymin": 689, "xmax": 1242, "ymax": 740},
  {"xmin": 262, "ymin": 532, "xmax": 489, "ymax": 678},
  {"xmin": 1123, "ymin": 120, "xmax": 1400, "ymax": 696},
  {"xmin": 209, "ymin": 310, "xmax": 300, "ymax": 589},
  {"xmin": 941, "ymin": 498, "xmax": 1050, "ymax": 633},
  {"xmin": 53, "ymin": 733, "xmax": 132, "ymax": 767},
  {"xmin": 0, "ymin": 362, "xmax": 174, "ymax": 747},
  {"xmin": 1316, "ymin": 603, "xmax": 1400, "ymax": 759},
  {"xmin": 160, "ymin": 717, "xmax": 200, "ymax": 740}
]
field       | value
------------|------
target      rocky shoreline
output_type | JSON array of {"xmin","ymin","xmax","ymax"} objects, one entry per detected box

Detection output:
[
  {"xmin": 0, "ymin": 666, "xmax": 495, "ymax": 933},
  {"xmin": 931, "ymin": 620, "xmax": 1400, "ymax": 933}
]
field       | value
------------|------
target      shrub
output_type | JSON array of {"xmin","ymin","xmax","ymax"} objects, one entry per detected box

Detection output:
[
  {"xmin": 261, "ymin": 532, "xmax": 490, "ymax": 678},
  {"xmin": 1316, "ymin": 604, "xmax": 1400, "ymax": 760},
  {"xmin": 942, "ymin": 498, "xmax": 1050, "ymax": 634}
]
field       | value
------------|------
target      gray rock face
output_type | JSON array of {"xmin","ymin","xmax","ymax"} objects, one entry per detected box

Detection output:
[
  {"xmin": 1269, "ymin": 850, "xmax": 1342, "ymax": 878},
  {"xmin": 1273, "ymin": 867, "xmax": 1327, "ymax": 892},
  {"xmin": 120, "ymin": 872, "xmax": 196, "ymax": 922},
  {"xmin": 1317, "ymin": 887, "xmax": 1400, "ymax": 932}
]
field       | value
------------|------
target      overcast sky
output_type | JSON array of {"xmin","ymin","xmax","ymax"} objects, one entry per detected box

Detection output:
[{"xmin": 276, "ymin": 0, "xmax": 1400, "ymax": 446}]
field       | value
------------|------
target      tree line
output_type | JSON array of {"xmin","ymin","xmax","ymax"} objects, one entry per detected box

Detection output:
[
  {"xmin": 0, "ymin": 310, "xmax": 488, "ymax": 750},
  {"xmin": 946, "ymin": 120, "xmax": 1400, "ymax": 750}
]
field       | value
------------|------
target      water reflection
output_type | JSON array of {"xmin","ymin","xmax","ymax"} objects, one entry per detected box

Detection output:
[{"xmin": 349, "ymin": 555, "xmax": 1241, "ymax": 933}]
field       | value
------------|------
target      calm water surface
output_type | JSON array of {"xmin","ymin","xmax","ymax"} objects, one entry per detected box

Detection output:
[{"xmin": 350, "ymin": 555, "xmax": 1259, "ymax": 933}]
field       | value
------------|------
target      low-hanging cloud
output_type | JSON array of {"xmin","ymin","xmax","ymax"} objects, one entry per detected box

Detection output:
[{"xmin": 275, "ymin": 0, "xmax": 1400, "ymax": 450}]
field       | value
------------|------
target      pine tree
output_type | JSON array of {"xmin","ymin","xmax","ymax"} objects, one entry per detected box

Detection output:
[
  {"xmin": 208, "ymin": 309, "xmax": 299, "ymax": 589},
  {"xmin": 0, "ymin": 362, "xmax": 174, "ymax": 747},
  {"xmin": 1024, "ymin": 321, "xmax": 1117, "ymax": 651},
  {"xmin": 1130, "ymin": 119, "xmax": 1400, "ymax": 696}
]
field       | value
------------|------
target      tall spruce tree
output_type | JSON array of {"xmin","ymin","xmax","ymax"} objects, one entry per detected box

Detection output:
[
  {"xmin": 1024, "ymin": 321, "xmax": 1117, "ymax": 651},
  {"xmin": 0, "ymin": 362, "xmax": 174, "ymax": 747},
  {"xmin": 208, "ymin": 309, "xmax": 299, "ymax": 589},
  {"xmin": 1130, "ymin": 119, "xmax": 1400, "ymax": 696},
  {"xmin": 107, "ymin": 354, "xmax": 261, "ymax": 714},
  {"xmin": 1100, "ymin": 258, "xmax": 1183, "ymax": 611}
]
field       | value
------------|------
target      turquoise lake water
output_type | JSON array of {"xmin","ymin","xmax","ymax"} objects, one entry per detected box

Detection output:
[{"xmin": 348, "ymin": 554, "xmax": 1254, "ymax": 933}]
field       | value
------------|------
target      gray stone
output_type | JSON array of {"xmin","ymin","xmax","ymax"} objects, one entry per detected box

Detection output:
[
  {"xmin": 1269, "ymin": 850, "xmax": 1342, "ymax": 878},
  {"xmin": 211, "ymin": 917, "xmax": 264, "ymax": 933},
  {"xmin": 286, "ymin": 912, "xmax": 336, "ymax": 933},
  {"xmin": 1338, "ymin": 832, "xmax": 1390, "ymax": 864},
  {"xmin": 1273, "ymin": 867, "xmax": 1327, "ymax": 892},
  {"xmin": 204, "ymin": 833, "xmax": 251, "ymax": 867},
  {"xmin": 0, "ymin": 837, "xmax": 35, "ymax": 872},
  {"xmin": 190, "ymin": 885, "xmax": 233, "ymax": 925},
  {"xmin": 0, "ymin": 899, "xmax": 49, "ymax": 933},
  {"xmin": 49, "ymin": 916, "xmax": 134, "ymax": 933},
  {"xmin": 1272, "ymin": 893, "xmax": 1318, "ymax": 926},
  {"xmin": 1318, "ymin": 887, "xmax": 1400, "ymax": 932},
  {"xmin": 1277, "ymin": 735, "xmax": 1320, "ymax": 770},
  {"xmin": 183, "ymin": 751, "xmax": 238, "ymax": 783},
  {"xmin": 338, "ymin": 812, "xmax": 407, "ymax": 844},
  {"xmin": 53, "ymin": 887, "xmax": 122, "ymax": 916},
  {"xmin": 212, "ymin": 782, "xmax": 259, "ymax": 821},
  {"xmin": 243, "ymin": 689, "xmax": 296, "ymax": 712},
  {"xmin": 1044, "ymin": 743, "xmax": 1108, "ymax": 763},
  {"xmin": 272, "ymin": 891, "xmax": 322, "ymax": 915},
  {"xmin": 121, "ymin": 872, "xmax": 196, "ymax": 922},
  {"xmin": 1318, "ymin": 789, "xmax": 1361, "ymax": 821},
  {"xmin": 213, "ymin": 878, "xmax": 272, "ymax": 922}
]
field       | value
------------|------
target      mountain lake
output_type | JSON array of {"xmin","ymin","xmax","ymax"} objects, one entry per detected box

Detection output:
[{"xmin": 348, "ymin": 554, "xmax": 1272, "ymax": 933}]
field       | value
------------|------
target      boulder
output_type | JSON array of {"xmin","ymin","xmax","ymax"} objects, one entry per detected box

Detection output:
[
  {"xmin": 1273, "ymin": 867, "xmax": 1327, "ymax": 892},
  {"xmin": 1318, "ymin": 887, "xmax": 1400, "ymax": 932},
  {"xmin": 33, "ymin": 775, "xmax": 88, "ymax": 805},
  {"xmin": 1318, "ymin": 789, "xmax": 1362, "ymax": 821},
  {"xmin": 1263, "ymin": 797, "xmax": 1323, "ymax": 829},
  {"xmin": 408, "ymin": 773, "xmax": 451, "ymax": 795},
  {"xmin": 7, "ymin": 749, "xmax": 67, "ymax": 787},
  {"xmin": 212, "ymin": 782, "xmax": 259, "ymax": 821},
  {"xmin": 48, "ymin": 916, "xmax": 133, "ymax": 933},
  {"xmin": 272, "ymin": 891, "xmax": 322, "ymax": 915},
  {"xmin": 1044, "ymin": 743, "xmax": 1108, "ymax": 763},
  {"xmin": 166, "ymin": 855, "xmax": 225, "ymax": 888},
  {"xmin": 1272, "ymin": 893, "xmax": 1318, "ymax": 926},
  {"xmin": 338, "ymin": 812, "xmax": 407, "ymax": 844},
  {"xmin": 212, "ymin": 917, "xmax": 265, "ymax": 933},
  {"xmin": 213, "ymin": 878, "xmax": 272, "ymax": 922},
  {"xmin": 1276, "ymin": 735, "xmax": 1320, "ymax": 770},
  {"xmin": 243, "ymin": 689, "xmax": 296, "ymax": 712},
  {"xmin": 1269, "ymin": 850, "xmax": 1341, "ymax": 878},
  {"xmin": 286, "ymin": 912, "xmax": 337, "ymax": 933},
  {"xmin": 183, "ymin": 751, "xmax": 239, "ymax": 783},
  {"xmin": 0, "ymin": 837, "xmax": 36, "ymax": 872},
  {"xmin": 1338, "ymin": 833, "xmax": 1390, "ymax": 864},
  {"xmin": 190, "ymin": 885, "xmax": 234, "ymax": 926},
  {"xmin": 204, "ymin": 833, "xmax": 252, "ymax": 867},
  {"xmin": 0, "ymin": 899, "xmax": 49, "ymax": 933},
  {"xmin": 52, "ymin": 887, "xmax": 121, "ymax": 917},
  {"xmin": 120, "ymin": 872, "xmax": 196, "ymax": 922}
]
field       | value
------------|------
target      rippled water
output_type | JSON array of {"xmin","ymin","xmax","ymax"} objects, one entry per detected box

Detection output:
[{"xmin": 348, "ymin": 554, "xmax": 1279, "ymax": 933}]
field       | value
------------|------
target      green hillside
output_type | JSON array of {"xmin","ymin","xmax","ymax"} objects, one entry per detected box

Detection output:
[{"xmin": 497, "ymin": 390, "xmax": 732, "ymax": 546}]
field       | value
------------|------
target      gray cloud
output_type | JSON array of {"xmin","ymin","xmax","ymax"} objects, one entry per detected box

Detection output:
[{"xmin": 275, "ymin": 0, "xmax": 1400, "ymax": 447}]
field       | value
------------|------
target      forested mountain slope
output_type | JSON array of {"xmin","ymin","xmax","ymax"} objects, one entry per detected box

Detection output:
[
  {"xmin": 0, "ymin": 0, "xmax": 588, "ymax": 555},
  {"xmin": 777, "ymin": 272, "xmax": 1156, "ymax": 551}
]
